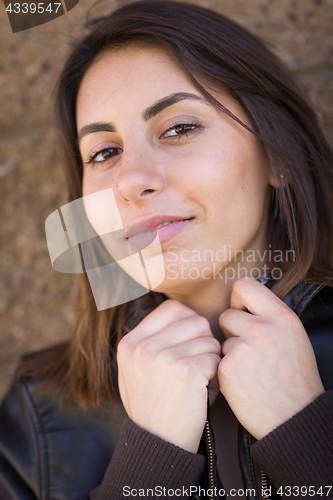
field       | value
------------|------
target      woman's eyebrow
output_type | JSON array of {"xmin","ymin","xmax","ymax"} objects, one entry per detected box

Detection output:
[
  {"xmin": 142, "ymin": 92, "xmax": 205, "ymax": 121},
  {"xmin": 78, "ymin": 92, "xmax": 205, "ymax": 142},
  {"xmin": 78, "ymin": 122, "xmax": 116, "ymax": 142}
]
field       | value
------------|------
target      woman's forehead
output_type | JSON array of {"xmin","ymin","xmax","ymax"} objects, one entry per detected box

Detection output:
[
  {"xmin": 76, "ymin": 44, "xmax": 200, "ymax": 124},
  {"xmin": 79, "ymin": 44, "xmax": 192, "ymax": 94}
]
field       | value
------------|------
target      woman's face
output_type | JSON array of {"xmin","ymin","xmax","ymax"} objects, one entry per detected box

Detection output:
[{"xmin": 77, "ymin": 43, "xmax": 274, "ymax": 298}]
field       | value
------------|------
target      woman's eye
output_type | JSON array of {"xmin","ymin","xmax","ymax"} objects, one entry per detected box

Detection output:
[
  {"xmin": 163, "ymin": 123, "xmax": 200, "ymax": 139},
  {"xmin": 88, "ymin": 147, "xmax": 122, "ymax": 165}
]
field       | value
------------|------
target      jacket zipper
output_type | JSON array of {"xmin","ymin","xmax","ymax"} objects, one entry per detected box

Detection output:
[
  {"xmin": 205, "ymin": 420, "xmax": 215, "ymax": 499},
  {"xmin": 206, "ymin": 418, "xmax": 268, "ymax": 500},
  {"xmin": 261, "ymin": 470, "xmax": 270, "ymax": 499}
]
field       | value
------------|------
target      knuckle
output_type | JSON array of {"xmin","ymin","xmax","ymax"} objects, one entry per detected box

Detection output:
[
  {"xmin": 135, "ymin": 338, "xmax": 156, "ymax": 361},
  {"xmin": 158, "ymin": 347, "xmax": 176, "ymax": 366},
  {"xmin": 210, "ymin": 337, "xmax": 222, "ymax": 353},
  {"xmin": 232, "ymin": 277, "xmax": 246, "ymax": 294},
  {"xmin": 219, "ymin": 342, "xmax": 249, "ymax": 378},
  {"xmin": 212, "ymin": 353, "xmax": 222, "ymax": 372},
  {"xmin": 250, "ymin": 320, "xmax": 266, "ymax": 336},
  {"xmin": 162, "ymin": 299, "xmax": 195, "ymax": 318},
  {"xmin": 218, "ymin": 355, "xmax": 234, "ymax": 379},
  {"xmin": 175, "ymin": 357, "xmax": 196, "ymax": 380},
  {"xmin": 195, "ymin": 315, "xmax": 211, "ymax": 334},
  {"xmin": 248, "ymin": 319, "xmax": 271, "ymax": 341},
  {"xmin": 275, "ymin": 304, "xmax": 294, "ymax": 323},
  {"xmin": 117, "ymin": 334, "xmax": 132, "ymax": 358},
  {"xmin": 219, "ymin": 308, "xmax": 232, "ymax": 326},
  {"xmin": 163, "ymin": 299, "xmax": 185, "ymax": 313},
  {"xmin": 236, "ymin": 340, "xmax": 251, "ymax": 357}
]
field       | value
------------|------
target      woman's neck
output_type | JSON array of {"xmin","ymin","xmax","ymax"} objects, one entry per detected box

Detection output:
[{"xmin": 164, "ymin": 261, "xmax": 271, "ymax": 343}]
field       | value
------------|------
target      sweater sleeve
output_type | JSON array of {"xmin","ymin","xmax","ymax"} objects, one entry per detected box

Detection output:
[
  {"xmin": 250, "ymin": 390, "xmax": 333, "ymax": 490},
  {"xmin": 89, "ymin": 419, "xmax": 206, "ymax": 500}
]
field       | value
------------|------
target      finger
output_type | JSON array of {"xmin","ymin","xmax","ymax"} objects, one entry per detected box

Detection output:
[
  {"xmin": 218, "ymin": 307, "xmax": 251, "ymax": 339},
  {"xmin": 230, "ymin": 276, "xmax": 286, "ymax": 316},
  {"xmin": 188, "ymin": 353, "xmax": 222, "ymax": 384},
  {"xmin": 160, "ymin": 336, "xmax": 221, "ymax": 363},
  {"xmin": 221, "ymin": 336, "xmax": 239, "ymax": 356},
  {"xmin": 133, "ymin": 299, "xmax": 197, "ymax": 339},
  {"xmin": 134, "ymin": 315, "xmax": 214, "ymax": 354}
]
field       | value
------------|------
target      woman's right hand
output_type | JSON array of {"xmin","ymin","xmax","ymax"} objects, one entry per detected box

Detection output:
[{"xmin": 117, "ymin": 299, "xmax": 221, "ymax": 453}]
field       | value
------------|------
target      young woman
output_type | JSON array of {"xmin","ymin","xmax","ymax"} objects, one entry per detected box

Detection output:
[{"xmin": 0, "ymin": 1, "xmax": 333, "ymax": 499}]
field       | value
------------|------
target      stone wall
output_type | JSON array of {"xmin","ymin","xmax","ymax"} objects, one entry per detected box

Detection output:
[{"xmin": 0, "ymin": 0, "xmax": 332, "ymax": 402}]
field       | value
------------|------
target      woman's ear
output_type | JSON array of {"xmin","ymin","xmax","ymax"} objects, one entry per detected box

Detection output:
[
  {"xmin": 268, "ymin": 168, "xmax": 289, "ymax": 188},
  {"xmin": 262, "ymin": 148, "xmax": 289, "ymax": 188}
]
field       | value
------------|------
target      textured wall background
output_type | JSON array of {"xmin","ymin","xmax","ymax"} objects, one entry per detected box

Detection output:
[{"xmin": 0, "ymin": 0, "xmax": 333, "ymax": 402}]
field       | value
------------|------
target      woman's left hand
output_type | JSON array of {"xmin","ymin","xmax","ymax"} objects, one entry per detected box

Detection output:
[{"xmin": 218, "ymin": 276, "xmax": 325, "ymax": 440}]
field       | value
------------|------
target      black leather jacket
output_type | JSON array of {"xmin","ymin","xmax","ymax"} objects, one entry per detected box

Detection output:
[{"xmin": 0, "ymin": 281, "xmax": 332, "ymax": 500}]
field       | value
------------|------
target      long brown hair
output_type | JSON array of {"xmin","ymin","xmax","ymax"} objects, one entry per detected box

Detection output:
[{"xmin": 20, "ymin": 0, "xmax": 333, "ymax": 409}]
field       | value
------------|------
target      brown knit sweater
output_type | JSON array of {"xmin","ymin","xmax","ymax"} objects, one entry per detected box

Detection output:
[{"xmin": 89, "ymin": 390, "xmax": 333, "ymax": 500}]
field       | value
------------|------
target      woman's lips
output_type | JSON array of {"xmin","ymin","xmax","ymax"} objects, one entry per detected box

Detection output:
[{"xmin": 127, "ymin": 218, "xmax": 194, "ymax": 250}]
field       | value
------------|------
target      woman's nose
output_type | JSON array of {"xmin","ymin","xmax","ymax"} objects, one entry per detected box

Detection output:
[{"xmin": 116, "ymin": 147, "xmax": 165, "ymax": 203}]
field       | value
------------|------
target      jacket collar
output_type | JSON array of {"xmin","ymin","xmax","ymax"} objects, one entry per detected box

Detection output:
[
  {"xmin": 236, "ymin": 279, "xmax": 326, "ymax": 500},
  {"xmin": 257, "ymin": 273, "xmax": 325, "ymax": 316}
]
